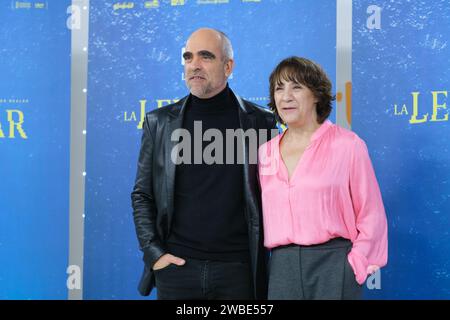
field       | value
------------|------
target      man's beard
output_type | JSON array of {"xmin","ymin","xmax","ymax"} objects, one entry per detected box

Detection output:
[{"xmin": 187, "ymin": 82, "xmax": 213, "ymax": 98}]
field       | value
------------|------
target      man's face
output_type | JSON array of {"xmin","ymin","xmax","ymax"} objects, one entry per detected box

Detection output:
[{"xmin": 183, "ymin": 29, "xmax": 234, "ymax": 99}]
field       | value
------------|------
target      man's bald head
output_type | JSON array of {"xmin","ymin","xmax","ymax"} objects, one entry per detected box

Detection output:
[
  {"xmin": 183, "ymin": 28, "xmax": 234, "ymax": 99},
  {"xmin": 186, "ymin": 28, "xmax": 233, "ymax": 62}
]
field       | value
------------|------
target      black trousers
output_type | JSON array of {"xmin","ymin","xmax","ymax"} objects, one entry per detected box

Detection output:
[
  {"xmin": 268, "ymin": 238, "xmax": 363, "ymax": 300},
  {"xmin": 154, "ymin": 257, "xmax": 254, "ymax": 300}
]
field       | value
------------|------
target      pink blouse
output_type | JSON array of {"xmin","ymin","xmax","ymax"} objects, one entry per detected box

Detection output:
[{"xmin": 258, "ymin": 120, "xmax": 388, "ymax": 284}]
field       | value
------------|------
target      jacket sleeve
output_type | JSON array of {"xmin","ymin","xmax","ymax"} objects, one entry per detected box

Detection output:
[
  {"xmin": 347, "ymin": 136, "xmax": 388, "ymax": 285},
  {"xmin": 264, "ymin": 111, "xmax": 279, "ymax": 143},
  {"xmin": 131, "ymin": 115, "xmax": 166, "ymax": 269},
  {"xmin": 267, "ymin": 112, "xmax": 278, "ymax": 131}
]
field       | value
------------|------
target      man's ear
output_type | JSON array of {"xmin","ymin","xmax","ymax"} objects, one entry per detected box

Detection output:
[{"xmin": 224, "ymin": 58, "xmax": 234, "ymax": 77}]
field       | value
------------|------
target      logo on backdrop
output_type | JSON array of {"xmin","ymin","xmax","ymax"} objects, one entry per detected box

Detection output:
[
  {"xmin": 110, "ymin": 0, "xmax": 261, "ymax": 12},
  {"xmin": 111, "ymin": 0, "xmax": 187, "ymax": 11},
  {"xmin": 393, "ymin": 91, "xmax": 449, "ymax": 124},
  {"xmin": 123, "ymin": 96, "xmax": 270, "ymax": 130},
  {"xmin": 0, "ymin": 98, "xmax": 28, "ymax": 139},
  {"xmin": 112, "ymin": 0, "xmax": 261, "ymax": 11},
  {"xmin": 11, "ymin": 1, "xmax": 47, "ymax": 10},
  {"xmin": 124, "ymin": 99, "xmax": 180, "ymax": 129}
]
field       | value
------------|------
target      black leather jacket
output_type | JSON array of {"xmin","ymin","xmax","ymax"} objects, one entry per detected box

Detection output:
[{"xmin": 131, "ymin": 89, "xmax": 277, "ymax": 299}]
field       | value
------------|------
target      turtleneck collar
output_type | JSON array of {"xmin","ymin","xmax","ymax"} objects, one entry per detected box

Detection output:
[{"xmin": 189, "ymin": 84, "xmax": 233, "ymax": 113}]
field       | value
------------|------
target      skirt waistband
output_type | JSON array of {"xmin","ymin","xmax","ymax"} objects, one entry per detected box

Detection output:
[{"xmin": 273, "ymin": 237, "xmax": 352, "ymax": 251}]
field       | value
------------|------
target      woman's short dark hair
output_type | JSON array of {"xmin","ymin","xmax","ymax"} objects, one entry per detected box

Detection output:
[{"xmin": 268, "ymin": 56, "xmax": 335, "ymax": 124}]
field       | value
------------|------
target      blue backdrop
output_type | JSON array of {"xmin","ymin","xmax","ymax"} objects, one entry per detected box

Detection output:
[
  {"xmin": 0, "ymin": 0, "xmax": 71, "ymax": 299},
  {"xmin": 353, "ymin": 0, "xmax": 450, "ymax": 299}
]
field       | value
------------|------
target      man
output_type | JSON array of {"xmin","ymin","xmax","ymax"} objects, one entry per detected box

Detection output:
[{"xmin": 131, "ymin": 28, "xmax": 277, "ymax": 299}]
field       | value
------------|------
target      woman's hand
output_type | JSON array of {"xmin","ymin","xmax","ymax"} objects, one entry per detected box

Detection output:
[{"xmin": 367, "ymin": 265, "xmax": 380, "ymax": 275}]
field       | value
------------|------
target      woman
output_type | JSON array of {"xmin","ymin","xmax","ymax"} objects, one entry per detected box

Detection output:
[{"xmin": 258, "ymin": 56, "xmax": 388, "ymax": 300}]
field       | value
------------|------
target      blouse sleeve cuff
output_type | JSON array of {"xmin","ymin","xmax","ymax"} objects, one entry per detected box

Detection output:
[{"xmin": 347, "ymin": 249, "xmax": 369, "ymax": 285}]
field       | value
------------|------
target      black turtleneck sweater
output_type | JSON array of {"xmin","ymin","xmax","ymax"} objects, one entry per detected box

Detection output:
[{"xmin": 167, "ymin": 85, "xmax": 249, "ymax": 262}]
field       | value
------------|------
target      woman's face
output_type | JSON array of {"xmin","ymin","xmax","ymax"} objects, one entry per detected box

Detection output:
[{"xmin": 274, "ymin": 78, "xmax": 318, "ymax": 127}]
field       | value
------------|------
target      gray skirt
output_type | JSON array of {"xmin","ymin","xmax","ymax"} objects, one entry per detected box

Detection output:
[{"xmin": 268, "ymin": 237, "xmax": 363, "ymax": 300}]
